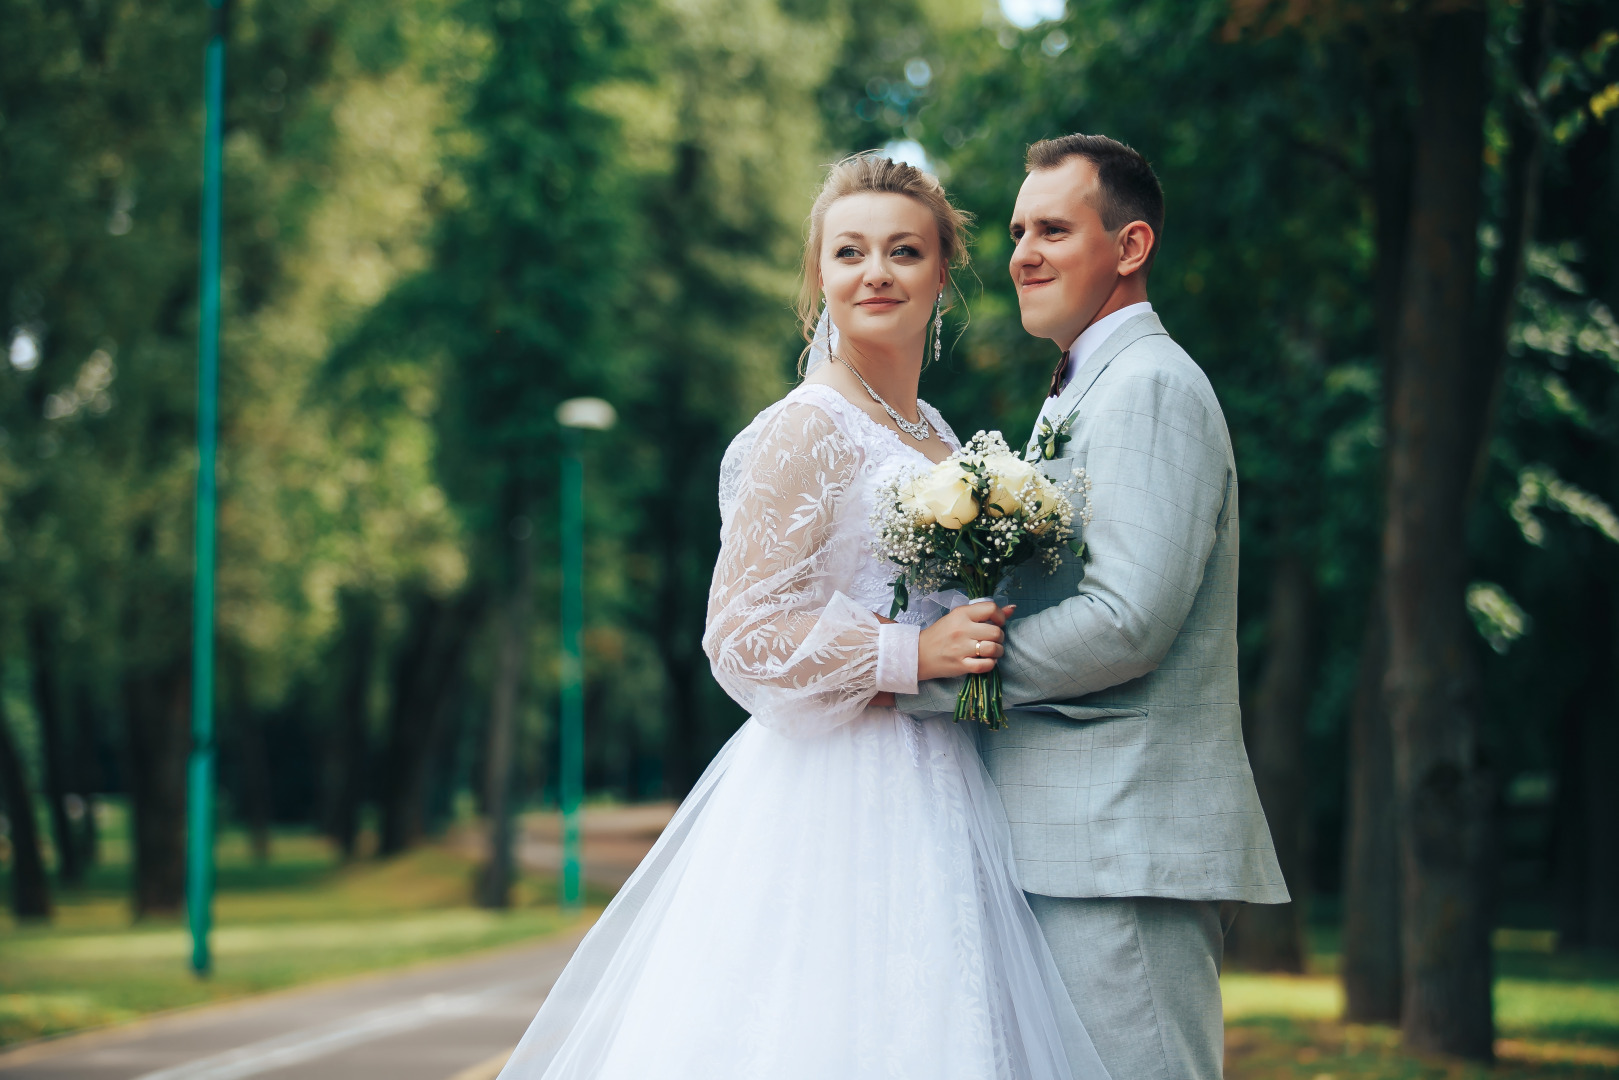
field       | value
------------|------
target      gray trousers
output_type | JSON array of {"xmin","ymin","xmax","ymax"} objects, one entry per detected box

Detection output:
[{"xmin": 1026, "ymin": 894, "xmax": 1234, "ymax": 1080}]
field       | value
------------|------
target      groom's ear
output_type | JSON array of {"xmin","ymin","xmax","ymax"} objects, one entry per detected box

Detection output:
[{"xmin": 1117, "ymin": 219, "xmax": 1155, "ymax": 279}]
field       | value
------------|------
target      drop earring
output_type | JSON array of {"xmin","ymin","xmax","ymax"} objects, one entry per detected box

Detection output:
[{"xmin": 931, "ymin": 293, "xmax": 944, "ymax": 367}]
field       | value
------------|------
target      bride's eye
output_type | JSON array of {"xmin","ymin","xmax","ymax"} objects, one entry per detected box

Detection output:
[
  {"xmin": 892, "ymin": 245, "xmax": 921, "ymax": 259},
  {"xmin": 835, "ymin": 245, "xmax": 862, "ymax": 259}
]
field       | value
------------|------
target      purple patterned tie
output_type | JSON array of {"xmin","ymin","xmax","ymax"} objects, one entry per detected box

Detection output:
[{"xmin": 1047, "ymin": 348, "xmax": 1069, "ymax": 398}]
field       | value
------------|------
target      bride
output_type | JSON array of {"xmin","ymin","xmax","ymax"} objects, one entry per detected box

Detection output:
[{"xmin": 496, "ymin": 155, "xmax": 1108, "ymax": 1080}]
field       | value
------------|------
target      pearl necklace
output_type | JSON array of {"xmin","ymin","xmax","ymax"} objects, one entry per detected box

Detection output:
[{"xmin": 833, "ymin": 355, "xmax": 932, "ymax": 441}]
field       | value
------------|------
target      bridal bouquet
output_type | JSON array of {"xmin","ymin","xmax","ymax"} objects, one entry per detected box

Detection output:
[{"xmin": 871, "ymin": 431, "xmax": 1091, "ymax": 729}]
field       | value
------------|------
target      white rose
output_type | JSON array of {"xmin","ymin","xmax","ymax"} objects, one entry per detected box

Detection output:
[
  {"xmin": 1026, "ymin": 474, "xmax": 1062, "ymax": 531},
  {"xmin": 914, "ymin": 463, "xmax": 979, "ymax": 530},
  {"xmin": 898, "ymin": 476, "xmax": 935, "ymax": 525},
  {"xmin": 984, "ymin": 454, "xmax": 1036, "ymax": 517}
]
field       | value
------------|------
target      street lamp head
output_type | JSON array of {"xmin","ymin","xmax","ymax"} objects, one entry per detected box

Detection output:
[{"xmin": 557, "ymin": 397, "xmax": 617, "ymax": 431}]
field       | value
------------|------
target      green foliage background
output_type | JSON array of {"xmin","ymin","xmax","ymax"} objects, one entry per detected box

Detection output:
[{"xmin": 2, "ymin": 0, "xmax": 1617, "ymax": 928}]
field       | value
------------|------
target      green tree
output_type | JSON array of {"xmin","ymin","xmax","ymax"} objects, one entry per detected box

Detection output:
[
  {"xmin": 1, "ymin": 0, "xmax": 470, "ymax": 912},
  {"xmin": 334, "ymin": 0, "xmax": 641, "ymax": 903},
  {"xmin": 602, "ymin": 0, "xmax": 842, "ymax": 793}
]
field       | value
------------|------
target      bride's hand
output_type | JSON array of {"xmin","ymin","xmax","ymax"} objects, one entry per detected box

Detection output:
[{"xmin": 918, "ymin": 602, "xmax": 1015, "ymax": 681}]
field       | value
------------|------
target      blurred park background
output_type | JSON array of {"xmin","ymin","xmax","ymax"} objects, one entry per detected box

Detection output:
[{"xmin": 3, "ymin": 0, "xmax": 1619, "ymax": 1075}]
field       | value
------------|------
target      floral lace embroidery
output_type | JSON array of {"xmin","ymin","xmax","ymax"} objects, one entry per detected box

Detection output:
[{"xmin": 704, "ymin": 384, "xmax": 958, "ymax": 740}]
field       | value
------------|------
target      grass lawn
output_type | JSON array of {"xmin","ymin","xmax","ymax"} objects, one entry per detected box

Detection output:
[
  {"xmin": 1223, "ymin": 935, "xmax": 1619, "ymax": 1078},
  {"xmin": 0, "ymin": 805, "xmax": 602, "ymax": 1048}
]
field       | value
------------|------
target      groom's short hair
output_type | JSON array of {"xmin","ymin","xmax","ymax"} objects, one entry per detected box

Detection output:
[{"xmin": 1027, "ymin": 134, "xmax": 1163, "ymax": 275}]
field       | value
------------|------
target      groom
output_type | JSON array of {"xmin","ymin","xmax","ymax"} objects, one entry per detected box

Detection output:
[{"xmin": 899, "ymin": 134, "xmax": 1288, "ymax": 1079}]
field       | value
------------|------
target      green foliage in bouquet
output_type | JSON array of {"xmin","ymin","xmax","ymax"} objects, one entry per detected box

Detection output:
[{"xmin": 871, "ymin": 431, "xmax": 1091, "ymax": 728}]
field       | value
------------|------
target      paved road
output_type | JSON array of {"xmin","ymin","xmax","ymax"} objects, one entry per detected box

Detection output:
[
  {"xmin": 0, "ymin": 930, "xmax": 584, "ymax": 1080},
  {"xmin": 0, "ymin": 804, "xmax": 678, "ymax": 1080}
]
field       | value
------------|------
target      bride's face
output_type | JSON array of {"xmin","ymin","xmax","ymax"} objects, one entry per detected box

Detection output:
[{"xmin": 819, "ymin": 193, "xmax": 945, "ymax": 357}]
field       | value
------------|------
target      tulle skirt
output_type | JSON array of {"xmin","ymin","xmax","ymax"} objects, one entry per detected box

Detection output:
[{"xmin": 496, "ymin": 707, "xmax": 1109, "ymax": 1080}]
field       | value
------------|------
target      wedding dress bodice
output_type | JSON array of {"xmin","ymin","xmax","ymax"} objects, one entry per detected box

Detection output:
[{"xmin": 704, "ymin": 382, "xmax": 958, "ymax": 737}]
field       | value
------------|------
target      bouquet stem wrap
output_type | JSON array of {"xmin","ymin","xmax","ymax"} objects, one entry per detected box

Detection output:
[
  {"xmin": 957, "ymin": 668, "xmax": 1005, "ymax": 729},
  {"xmin": 955, "ymin": 586, "xmax": 1006, "ymax": 729}
]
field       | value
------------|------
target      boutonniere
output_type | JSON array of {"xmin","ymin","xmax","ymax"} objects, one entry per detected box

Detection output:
[{"xmin": 1029, "ymin": 406, "xmax": 1079, "ymax": 461}]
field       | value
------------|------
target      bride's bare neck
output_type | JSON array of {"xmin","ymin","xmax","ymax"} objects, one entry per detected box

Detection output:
[
  {"xmin": 804, "ymin": 336, "xmax": 948, "ymax": 462},
  {"xmin": 805, "ymin": 333, "xmax": 922, "ymax": 404}
]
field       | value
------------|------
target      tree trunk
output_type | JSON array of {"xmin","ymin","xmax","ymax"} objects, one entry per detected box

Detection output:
[
  {"xmin": 73, "ymin": 685, "xmax": 103, "ymax": 869},
  {"xmin": 28, "ymin": 609, "xmax": 83, "ymax": 885},
  {"xmin": 1580, "ymin": 595, "xmax": 1619, "ymax": 949},
  {"xmin": 379, "ymin": 589, "xmax": 481, "ymax": 856},
  {"xmin": 661, "ymin": 658, "xmax": 701, "ymax": 797},
  {"xmin": 0, "ymin": 698, "xmax": 52, "ymax": 919},
  {"xmin": 1341, "ymin": 62, "xmax": 1411, "ymax": 1023},
  {"xmin": 124, "ymin": 659, "xmax": 190, "ymax": 917},
  {"xmin": 1554, "ymin": 687, "xmax": 1586, "ymax": 949},
  {"xmin": 242, "ymin": 711, "xmax": 271, "ymax": 864},
  {"xmin": 1384, "ymin": 4, "xmax": 1494, "ymax": 1059},
  {"xmin": 326, "ymin": 591, "xmax": 378, "ymax": 859},
  {"xmin": 424, "ymin": 671, "xmax": 471, "ymax": 834},
  {"xmin": 225, "ymin": 648, "xmax": 271, "ymax": 864},
  {"xmin": 653, "ymin": 420, "xmax": 711, "ymax": 798},
  {"xmin": 1342, "ymin": 592, "xmax": 1402, "ymax": 1021},
  {"xmin": 1468, "ymin": 0, "xmax": 1548, "ymax": 499},
  {"xmin": 479, "ymin": 526, "xmax": 533, "ymax": 909},
  {"xmin": 1553, "ymin": 617, "xmax": 1606, "ymax": 949},
  {"xmin": 643, "ymin": 268, "xmax": 736, "ymax": 799},
  {"xmin": 1230, "ymin": 553, "xmax": 1315, "ymax": 972},
  {"xmin": 80, "ymin": 796, "xmax": 99, "ymax": 870}
]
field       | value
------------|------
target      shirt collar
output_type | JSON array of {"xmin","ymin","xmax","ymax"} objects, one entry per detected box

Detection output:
[{"xmin": 1060, "ymin": 301, "xmax": 1154, "ymax": 392}]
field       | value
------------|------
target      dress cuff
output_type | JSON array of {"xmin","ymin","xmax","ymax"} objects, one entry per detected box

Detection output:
[{"xmin": 875, "ymin": 622, "xmax": 921, "ymax": 695}]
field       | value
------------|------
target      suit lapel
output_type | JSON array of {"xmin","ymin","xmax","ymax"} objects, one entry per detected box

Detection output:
[
  {"xmin": 1060, "ymin": 312, "xmax": 1169, "ymax": 417},
  {"xmin": 1028, "ymin": 312, "xmax": 1171, "ymax": 460}
]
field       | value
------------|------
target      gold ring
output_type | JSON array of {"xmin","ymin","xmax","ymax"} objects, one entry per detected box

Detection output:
[{"xmin": 975, "ymin": 640, "xmax": 985, "ymax": 656}]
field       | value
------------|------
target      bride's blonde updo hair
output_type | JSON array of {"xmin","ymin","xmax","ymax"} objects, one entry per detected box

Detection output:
[{"xmin": 796, "ymin": 153, "xmax": 973, "ymax": 345}]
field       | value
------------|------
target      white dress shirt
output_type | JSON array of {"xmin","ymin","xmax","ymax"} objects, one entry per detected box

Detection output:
[{"xmin": 1027, "ymin": 301, "xmax": 1154, "ymax": 456}]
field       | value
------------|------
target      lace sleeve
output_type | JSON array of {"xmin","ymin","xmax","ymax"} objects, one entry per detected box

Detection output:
[{"xmin": 702, "ymin": 399, "xmax": 883, "ymax": 737}]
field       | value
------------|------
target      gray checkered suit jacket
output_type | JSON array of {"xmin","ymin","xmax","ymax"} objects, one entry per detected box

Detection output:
[{"xmin": 899, "ymin": 313, "xmax": 1288, "ymax": 902}]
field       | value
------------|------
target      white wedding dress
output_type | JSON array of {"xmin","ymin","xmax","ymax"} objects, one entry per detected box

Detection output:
[{"xmin": 496, "ymin": 383, "xmax": 1108, "ymax": 1080}]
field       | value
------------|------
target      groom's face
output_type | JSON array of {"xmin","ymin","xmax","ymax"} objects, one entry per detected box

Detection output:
[{"xmin": 1009, "ymin": 158, "xmax": 1122, "ymax": 350}]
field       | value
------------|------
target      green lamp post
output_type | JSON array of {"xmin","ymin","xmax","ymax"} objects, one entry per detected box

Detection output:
[
  {"xmin": 554, "ymin": 397, "xmax": 615, "ymax": 911},
  {"xmin": 187, "ymin": 0, "xmax": 228, "ymax": 977}
]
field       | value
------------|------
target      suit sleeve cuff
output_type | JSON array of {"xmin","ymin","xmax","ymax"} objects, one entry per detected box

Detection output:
[
  {"xmin": 875, "ymin": 622, "xmax": 921, "ymax": 695},
  {"xmin": 896, "ymin": 676, "xmax": 962, "ymax": 716}
]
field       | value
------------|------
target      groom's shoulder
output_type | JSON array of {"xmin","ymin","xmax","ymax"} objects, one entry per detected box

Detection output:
[{"xmin": 1098, "ymin": 325, "xmax": 1225, "ymax": 425}]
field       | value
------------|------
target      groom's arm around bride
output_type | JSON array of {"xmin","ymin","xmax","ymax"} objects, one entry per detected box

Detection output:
[{"xmin": 898, "ymin": 135, "xmax": 1288, "ymax": 1080}]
